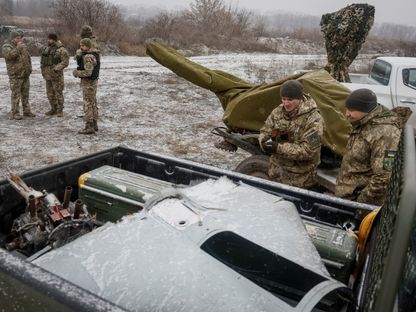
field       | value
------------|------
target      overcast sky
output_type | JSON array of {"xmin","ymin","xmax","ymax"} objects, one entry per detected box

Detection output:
[{"xmin": 112, "ymin": 0, "xmax": 415, "ymax": 27}]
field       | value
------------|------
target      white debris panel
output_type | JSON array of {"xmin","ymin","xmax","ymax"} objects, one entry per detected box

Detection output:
[{"xmin": 34, "ymin": 177, "xmax": 329, "ymax": 312}]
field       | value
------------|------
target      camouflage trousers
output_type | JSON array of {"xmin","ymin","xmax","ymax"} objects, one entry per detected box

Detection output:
[
  {"xmin": 9, "ymin": 77, "xmax": 31, "ymax": 115},
  {"xmin": 81, "ymin": 79, "xmax": 98, "ymax": 122},
  {"xmin": 268, "ymin": 162, "xmax": 318, "ymax": 189},
  {"xmin": 45, "ymin": 75, "xmax": 64, "ymax": 112}
]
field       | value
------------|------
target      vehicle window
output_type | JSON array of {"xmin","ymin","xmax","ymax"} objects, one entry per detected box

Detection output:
[
  {"xmin": 370, "ymin": 60, "xmax": 392, "ymax": 86},
  {"xmin": 201, "ymin": 231, "xmax": 328, "ymax": 307},
  {"xmin": 402, "ymin": 68, "xmax": 416, "ymax": 90}
]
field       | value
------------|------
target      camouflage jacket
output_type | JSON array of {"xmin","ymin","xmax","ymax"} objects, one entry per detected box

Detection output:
[
  {"xmin": 2, "ymin": 40, "xmax": 32, "ymax": 79},
  {"xmin": 259, "ymin": 95, "xmax": 324, "ymax": 187},
  {"xmin": 74, "ymin": 37, "xmax": 100, "ymax": 61},
  {"xmin": 335, "ymin": 105, "xmax": 401, "ymax": 206},
  {"xmin": 40, "ymin": 42, "xmax": 69, "ymax": 80},
  {"xmin": 74, "ymin": 51, "xmax": 98, "ymax": 80}
]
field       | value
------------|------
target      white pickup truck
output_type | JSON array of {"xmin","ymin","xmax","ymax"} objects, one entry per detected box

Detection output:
[{"xmin": 342, "ymin": 56, "xmax": 416, "ymax": 130}]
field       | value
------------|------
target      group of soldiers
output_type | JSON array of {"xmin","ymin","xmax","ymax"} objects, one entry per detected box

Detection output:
[
  {"xmin": 1, "ymin": 26, "xmax": 405, "ymax": 205},
  {"xmin": 259, "ymin": 80, "xmax": 403, "ymax": 206},
  {"xmin": 2, "ymin": 25, "xmax": 100, "ymax": 134}
]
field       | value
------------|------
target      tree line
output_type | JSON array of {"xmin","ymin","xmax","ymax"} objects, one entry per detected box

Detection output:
[{"xmin": 1, "ymin": 0, "xmax": 415, "ymax": 56}]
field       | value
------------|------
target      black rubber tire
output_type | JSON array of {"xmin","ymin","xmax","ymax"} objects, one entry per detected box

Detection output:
[{"xmin": 235, "ymin": 155, "xmax": 270, "ymax": 180}]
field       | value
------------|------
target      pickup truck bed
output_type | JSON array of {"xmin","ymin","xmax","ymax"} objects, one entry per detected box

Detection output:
[
  {"xmin": 0, "ymin": 126, "xmax": 415, "ymax": 311},
  {"xmin": 0, "ymin": 146, "xmax": 375, "ymax": 236}
]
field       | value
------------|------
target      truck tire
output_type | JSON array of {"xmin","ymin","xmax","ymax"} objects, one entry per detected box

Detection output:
[{"xmin": 235, "ymin": 155, "xmax": 270, "ymax": 180}]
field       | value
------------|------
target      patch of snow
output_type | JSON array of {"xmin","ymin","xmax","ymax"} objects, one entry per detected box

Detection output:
[
  {"xmin": 114, "ymin": 184, "xmax": 127, "ymax": 193},
  {"xmin": 33, "ymin": 178, "xmax": 332, "ymax": 311},
  {"xmin": 0, "ymin": 53, "xmax": 375, "ymax": 177}
]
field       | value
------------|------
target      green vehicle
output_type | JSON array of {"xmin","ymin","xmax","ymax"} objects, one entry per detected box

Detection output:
[{"xmin": 144, "ymin": 42, "xmax": 367, "ymax": 187}]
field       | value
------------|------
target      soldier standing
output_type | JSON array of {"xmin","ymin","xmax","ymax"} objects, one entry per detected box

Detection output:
[
  {"xmin": 74, "ymin": 25, "xmax": 100, "ymax": 118},
  {"xmin": 335, "ymin": 88, "xmax": 402, "ymax": 206},
  {"xmin": 2, "ymin": 30, "xmax": 34, "ymax": 120},
  {"xmin": 80, "ymin": 25, "xmax": 99, "ymax": 50},
  {"xmin": 258, "ymin": 80, "xmax": 324, "ymax": 189},
  {"xmin": 40, "ymin": 33, "xmax": 69, "ymax": 117},
  {"xmin": 72, "ymin": 38, "xmax": 100, "ymax": 135},
  {"xmin": 74, "ymin": 25, "xmax": 99, "ymax": 62}
]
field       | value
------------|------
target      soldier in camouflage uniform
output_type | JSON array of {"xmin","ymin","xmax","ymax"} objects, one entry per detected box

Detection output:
[
  {"xmin": 74, "ymin": 25, "xmax": 100, "ymax": 118},
  {"xmin": 258, "ymin": 80, "xmax": 324, "ymax": 189},
  {"xmin": 40, "ymin": 33, "xmax": 69, "ymax": 117},
  {"xmin": 74, "ymin": 25, "xmax": 99, "ymax": 63},
  {"xmin": 335, "ymin": 89, "xmax": 402, "ymax": 206},
  {"xmin": 80, "ymin": 25, "xmax": 99, "ymax": 50},
  {"xmin": 72, "ymin": 38, "xmax": 100, "ymax": 135},
  {"xmin": 2, "ymin": 30, "xmax": 34, "ymax": 120}
]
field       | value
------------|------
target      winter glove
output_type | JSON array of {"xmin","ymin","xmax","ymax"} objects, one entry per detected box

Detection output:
[
  {"xmin": 40, "ymin": 46, "xmax": 49, "ymax": 55},
  {"xmin": 16, "ymin": 43, "xmax": 26, "ymax": 51},
  {"xmin": 72, "ymin": 69, "xmax": 79, "ymax": 78},
  {"xmin": 74, "ymin": 49, "xmax": 82, "ymax": 61},
  {"xmin": 261, "ymin": 141, "xmax": 278, "ymax": 154}
]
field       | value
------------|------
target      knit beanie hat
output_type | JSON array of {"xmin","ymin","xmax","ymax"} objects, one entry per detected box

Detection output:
[
  {"xmin": 280, "ymin": 80, "xmax": 304, "ymax": 99},
  {"xmin": 10, "ymin": 30, "xmax": 22, "ymax": 40},
  {"xmin": 80, "ymin": 38, "xmax": 92, "ymax": 49},
  {"xmin": 80, "ymin": 25, "xmax": 93, "ymax": 39},
  {"xmin": 346, "ymin": 88, "xmax": 378, "ymax": 113},
  {"xmin": 48, "ymin": 33, "xmax": 58, "ymax": 41}
]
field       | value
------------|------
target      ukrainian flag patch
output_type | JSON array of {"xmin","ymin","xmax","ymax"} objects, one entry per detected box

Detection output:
[{"xmin": 383, "ymin": 150, "xmax": 397, "ymax": 170}]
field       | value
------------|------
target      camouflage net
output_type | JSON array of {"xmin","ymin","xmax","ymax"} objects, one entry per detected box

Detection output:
[
  {"xmin": 400, "ymin": 222, "xmax": 416, "ymax": 310},
  {"xmin": 320, "ymin": 4, "xmax": 375, "ymax": 82},
  {"xmin": 363, "ymin": 128, "xmax": 416, "ymax": 311}
]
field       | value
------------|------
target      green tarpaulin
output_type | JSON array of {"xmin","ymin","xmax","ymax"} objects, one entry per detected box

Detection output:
[{"xmin": 146, "ymin": 42, "xmax": 352, "ymax": 155}]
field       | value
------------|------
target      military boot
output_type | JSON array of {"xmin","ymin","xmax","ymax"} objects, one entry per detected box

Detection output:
[
  {"xmin": 23, "ymin": 111, "xmax": 36, "ymax": 117},
  {"xmin": 56, "ymin": 105, "xmax": 64, "ymax": 117},
  {"xmin": 45, "ymin": 109, "xmax": 57, "ymax": 116},
  {"xmin": 93, "ymin": 119, "xmax": 98, "ymax": 131},
  {"xmin": 78, "ymin": 121, "xmax": 95, "ymax": 135},
  {"xmin": 12, "ymin": 114, "xmax": 23, "ymax": 120}
]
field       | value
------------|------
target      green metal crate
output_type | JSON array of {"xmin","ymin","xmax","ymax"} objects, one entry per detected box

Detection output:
[
  {"xmin": 304, "ymin": 220, "xmax": 358, "ymax": 284},
  {"xmin": 78, "ymin": 165, "xmax": 173, "ymax": 222}
]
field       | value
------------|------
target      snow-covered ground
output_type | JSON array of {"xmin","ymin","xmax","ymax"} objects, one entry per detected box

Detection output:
[{"xmin": 0, "ymin": 53, "xmax": 373, "ymax": 178}]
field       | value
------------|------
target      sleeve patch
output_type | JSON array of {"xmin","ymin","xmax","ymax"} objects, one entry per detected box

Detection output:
[
  {"xmin": 383, "ymin": 150, "xmax": 397, "ymax": 170},
  {"xmin": 305, "ymin": 131, "xmax": 321, "ymax": 148}
]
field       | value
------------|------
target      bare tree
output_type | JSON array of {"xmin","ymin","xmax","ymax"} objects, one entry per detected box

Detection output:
[
  {"xmin": 142, "ymin": 12, "xmax": 178, "ymax": 42},
  {"xmin": 51, "ymin": 0, "xmax": 126, "ymax": 44},
  {"xmin": 251, "ymin": 15, "xmax": 268, "ymax": 37},
  {"xmin": 13, "ymin": 0, "xmax": 53, "ymax": 17},
  {"xmin": 175, "ymin": 0, "xmax": 253, "ymax": 46},
  {"xmin": 186, "ymin": 0, "xmax": 225, "ymax": 33},
  {"xmin": 0, "ymin": 0, "xmax": 14, "ymax": 16},
  {"xmin": 223, "ymin": 6, "xmax": 251, "ymax": 38}
]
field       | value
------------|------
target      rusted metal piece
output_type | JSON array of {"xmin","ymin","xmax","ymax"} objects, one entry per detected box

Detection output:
[
  {"xmin": 74, "ymin": 199, "xmax": 83, "ymax": 219},
  {"xmin": 28, "ymin": 194, "xmax": 36, "ymax": 218},
  {"xmin": 62, "ymin": 186, "xmax": 73, "ymax": 209},
  {"xmin": 7, "ymin": 173, "xmax": 44, "ymax": 202}
]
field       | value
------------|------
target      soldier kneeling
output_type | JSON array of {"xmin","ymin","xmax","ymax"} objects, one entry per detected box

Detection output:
[{"xmin": 259, "ymin": 80, "xmax": 324, "ymax": 190}]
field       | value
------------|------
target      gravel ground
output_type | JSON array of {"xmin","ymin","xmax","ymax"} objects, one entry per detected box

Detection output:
[{"xmin": 0, "ymin": 52, "xmax": 374, "ymax": 178}]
